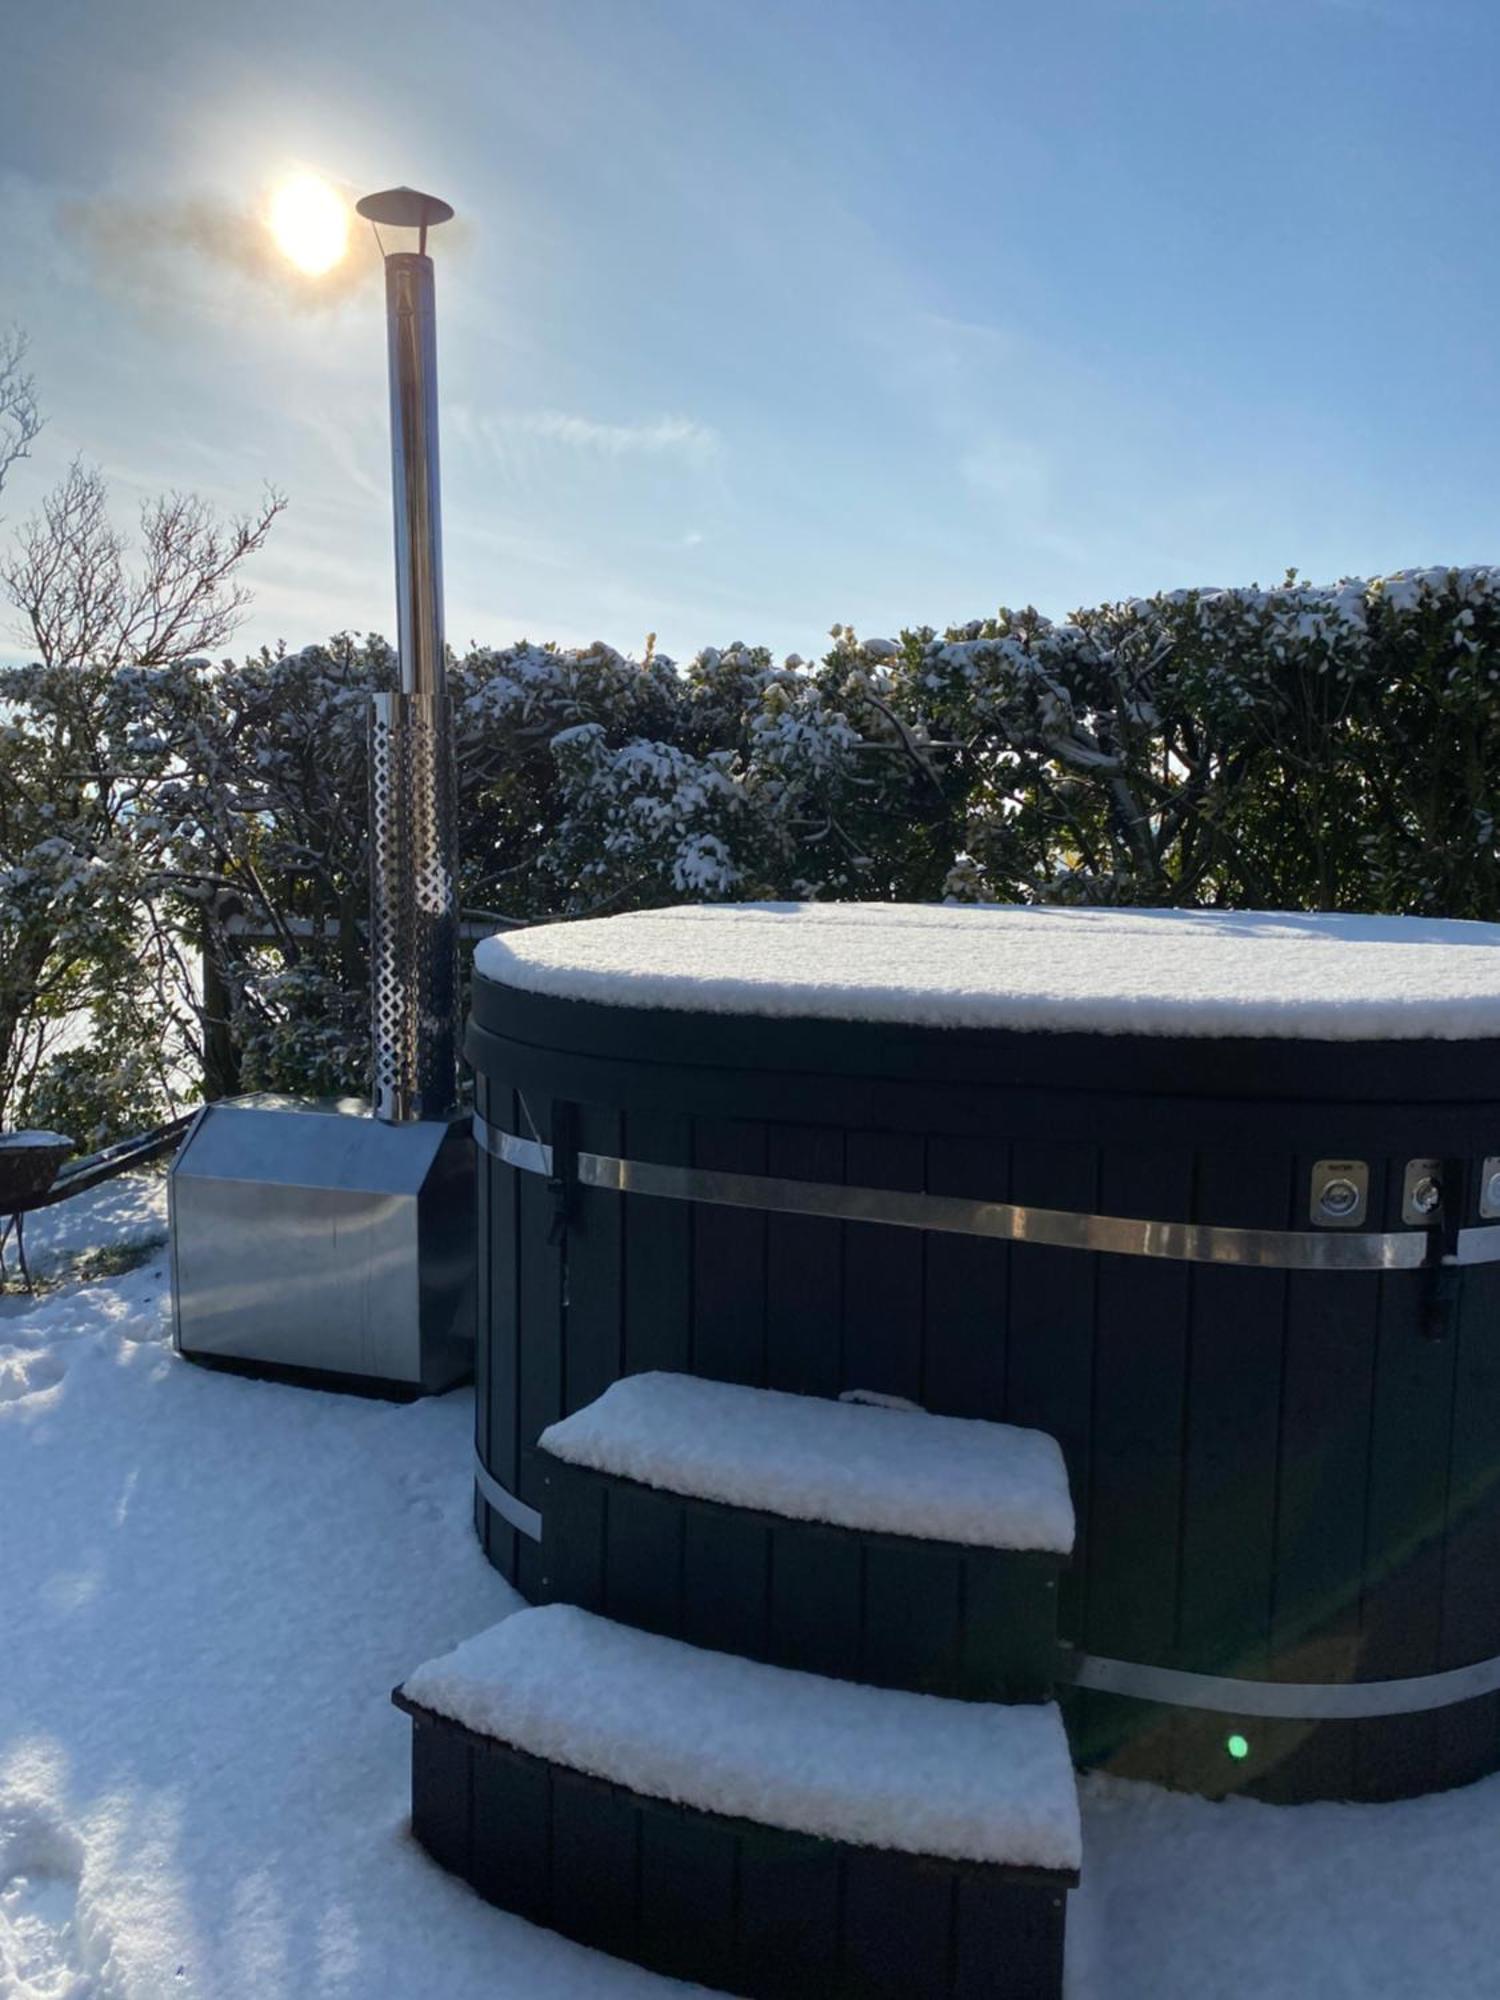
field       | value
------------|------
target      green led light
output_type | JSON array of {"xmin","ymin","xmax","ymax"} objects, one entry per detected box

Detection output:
[{"xmin": 1226, "ymin": 1733, "xmax": 1250, "ymax": 1761}]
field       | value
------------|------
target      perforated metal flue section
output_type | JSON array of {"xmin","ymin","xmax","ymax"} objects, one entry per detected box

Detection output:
[{"xmin": 370, "ymin": 688, "xmax": 460, "ymax": 1122}]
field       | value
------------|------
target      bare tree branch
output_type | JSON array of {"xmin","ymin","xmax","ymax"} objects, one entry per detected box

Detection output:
[
  {"xmin": 0, "ymin": 328, "xmax": 43, "ymax": 499},
  {"xmin": 1, "ymin": 461, "xmax": 286, "ymax": 668}
]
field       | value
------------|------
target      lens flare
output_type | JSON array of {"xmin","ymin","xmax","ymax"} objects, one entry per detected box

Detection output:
[{"xmin": 268, "ymin": 174, "xmax": 349, "ymax": 276}]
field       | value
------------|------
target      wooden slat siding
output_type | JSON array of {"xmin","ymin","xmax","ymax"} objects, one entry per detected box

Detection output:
[
  {"xmin": 922, "ymin": 1135, "xmax": 1009, "ymax": 1422},
  {"xmin": 765, "ymin": 1124, "xmax": 845, "ymax": 1397},
  {"xmin": 1005, "ymin": 1143, "xmax": 1097, "ymax": 1676},
  {"xmin": 769, "ymin": 1518, "xmax": 862, "ymax": 1682},
  {"xmin": 470, "ymin": 1736, "xmax": 551, "ymax": 1927},
  {"xmin": 1352, "ymin": 1156, "xmax": 1456, "ymax": 1800},
  {"xmin": 538, "ymin": 1458, "xmax": 1063, "ymax": 1699},
  {"xmin": 549, "ymin": 1766, "xmax": 640, "ymax": 1963},
  {"xmin": 516, "ymin": 1124, "xmax": 564, "ymax": 1602},
  {"xmin": 409, "ymin": 1713, "xmax": 471, "ymax": 1879},
  {"xmin": 473, "ymin": 1101, "xmax": 491, "ymax": 1532},
  {"xmin": 960, "ymin": 1553, "xmax": 1064, "ymax": 1705},
  {"xmin": 639, "ymin": 1806, "xmax": 739, "ymax": 1992},
  {"xmin": 604, "ymin": 1480, "xmax": 684, "ymax": 1637},
  {"xmin": 691, "ymin": 1119, "xmax": 768, "ymax": 1385},
  {"xmin": 404, "ymin": 1704, "xmax": 1073, "ymax": 2000},
  {"xmin": 953, "ymin": 1872, "xmax": 1068, "ymax": 2000},
  {"xmin": 473, "ymin": 972, "xmax": 1500, "ymax": 1110},
  {"xmin": 1173, "ymin": 1149, "xmax": 1291, "ymax": 1798},
  {"xmin": 682, "ymin": 1503, "xmax": 772, "ymax": 1660},
  {"xmin": 1084, "ymin": 1148, "xmax": 1193, "ymax": 1783},
  {"xmin": 1261, "ymin": 1155, "xmax": 1388, "ymax": 1804},
  {"xmin": 483, "ymin": 1079, "xmax": 520, "ymax": 1581},
  {"xmin": 533, "ymin": 1451, "xmax": 606, "ymax": 1613},
  {"xmin": 1433, "ymin": 1257, "xmax": 1500, "ymax": 1790},
  {"xmin": 472, "ymin": 1077, "xmax": 491, "ymax": 1558},
  {"xmin": 564, "ymin": 1104, "xmax": 623, "ymax": 1416},
  {"xmin": 621, "ymin": 1109, "xmax": 692, "ymax": 1378},
  {"xmin": 840, "ymin": 1850, "xmax": 954, "ymax": 2000},
  {"xmin": 736, "ymin": 1827, "xmax": 841, "ymax": 2000},
  {"xmin": 861, "ymin": 1542, "xmax": 964, "ymax": 1696},
  {"xmin": 842, "ymin": 1130, "xmax": 926, "ymax": 1403}
]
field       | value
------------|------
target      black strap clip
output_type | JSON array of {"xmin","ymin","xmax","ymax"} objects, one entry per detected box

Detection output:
[
  {"xmin": 547, "ymin": 1102, "xmax": 579, "ymax": 1245},
  {"xmin": 1422, "ymin": 1159, "xmax": 1467, "ymax": 1343}
]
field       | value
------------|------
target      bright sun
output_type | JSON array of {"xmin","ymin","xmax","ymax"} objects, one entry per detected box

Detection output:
[{"xmin": 268, "ymin": 174, "xmax": 349, "ymax": 276}]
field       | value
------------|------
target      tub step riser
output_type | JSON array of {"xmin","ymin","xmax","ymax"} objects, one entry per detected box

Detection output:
[
  {"xmin": 403, "ymin": 1702, "xmax": 1072, "ymax": 2000},
  {"xmin": 532, "ymin": 1451, "xmax": 1065, "ymax": 1703}
]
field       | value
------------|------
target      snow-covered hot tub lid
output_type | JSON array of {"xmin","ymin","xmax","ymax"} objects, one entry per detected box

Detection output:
[{"xmin": 474, "ymin": 902, "xmax": 1500, "ymax": 1042}]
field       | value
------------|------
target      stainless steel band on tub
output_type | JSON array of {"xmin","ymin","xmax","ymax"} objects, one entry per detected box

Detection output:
[
  {"xmin": 469, "ymin": 1451, "xmax": 1500, "ymax": 1719},
  {"xmin": 479, "ymin": 1122, "xmax": 549, "ymax": 1178},
  {"xmin": 1064, "ymin": 1648, "xmax": 1500, "ymax": 1720},
  {"xmin": 473, "ymin": 1112, "xmax": 1500, "ymax": 1273},
  {"xmin": 473, "ymin": 1452, "xmax": 543, "ymax": 1539}
]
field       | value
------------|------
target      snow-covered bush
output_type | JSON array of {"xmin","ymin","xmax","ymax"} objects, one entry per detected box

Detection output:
[
  {"xmin": 5, "ymin": 565, "xmax": 1499, "ymax": 1125},
  {"xmin": 0, "ymin": 449, "xmax": 283, "ymax": 1140}
]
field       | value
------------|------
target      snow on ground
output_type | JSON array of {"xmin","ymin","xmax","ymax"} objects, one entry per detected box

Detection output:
[
  {"xmin": 476, "ymin": 902, "xmax": 1500, "ymax": 1040},
  {"xmin": 3, "ymin": 1174, "xmax": 171, "ymax": 1287},
  {"xmin": 0, "ymin": 1179, "xmax": 672, "ymax": 2000},
  {"xmin": 4, "ymin": 1173, "xmax": 1500, "ymax": 1997}
]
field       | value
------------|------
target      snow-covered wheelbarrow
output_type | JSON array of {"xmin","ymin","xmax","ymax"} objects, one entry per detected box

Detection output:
[{"xmin": 0, "ymin": 1132, "xmax": 77, "ymax": 1290}]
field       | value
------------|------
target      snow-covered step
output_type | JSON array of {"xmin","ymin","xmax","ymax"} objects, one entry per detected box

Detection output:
[
  {"xmin": 532, "ymin": 1372, "xmax": 1074, "ymax": 1701},
  {"xmin": 396, "ymin": 1604, "xmax": 1079, "ymax": 2000}
]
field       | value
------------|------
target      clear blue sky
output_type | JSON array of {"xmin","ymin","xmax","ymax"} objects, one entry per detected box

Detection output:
[{"xmin": 3, "ymin": 0, "xmax": 1497, "ymax": 662}]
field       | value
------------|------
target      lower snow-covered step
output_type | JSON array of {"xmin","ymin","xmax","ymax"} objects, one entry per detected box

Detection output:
[
  {"xmin": 396, "ymin": 1604, "xmax": 1080, "ymax": 2000},
  {"xmin": 532, "ymin": 1372, "xmax": 1074, "ymax": 1701}
]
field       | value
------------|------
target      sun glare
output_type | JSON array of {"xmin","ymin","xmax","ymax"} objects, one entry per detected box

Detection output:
[{"xmin": 269, "ymin": 174, "xmax": 349, "ymax": 276}]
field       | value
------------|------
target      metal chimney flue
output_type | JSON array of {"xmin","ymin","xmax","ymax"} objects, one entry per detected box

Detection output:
[
  {"xmin": 360, "ymin": 187, "xmax": 460, "ymax": 1124},
  {"xmin": 168, "ymin": 183, "xmax": 475, "ymax": 1397}
]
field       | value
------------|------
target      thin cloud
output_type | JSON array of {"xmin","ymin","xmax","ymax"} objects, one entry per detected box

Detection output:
[
  {"xmin": 494, "ymin": 409, "xmax": 722, "ymax": 464},
  {"xmin": 60, "ymin": 193, "xmax": 382, "ymax": 319}
]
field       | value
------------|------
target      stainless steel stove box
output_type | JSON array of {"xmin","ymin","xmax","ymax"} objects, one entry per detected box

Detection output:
[{"xmin": 169, "ymin": 1095, "xmax": 473, "ymax": 1392}]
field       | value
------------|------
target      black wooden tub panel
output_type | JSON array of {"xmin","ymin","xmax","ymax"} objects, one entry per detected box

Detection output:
[
  {"xmin": 530, "ymin": 1451, "xmax": 1065, "ymax": 1703},
  {"xmin": 1433, "ymin": 1258, "xmax": 1500, "ymax": 1792},
  {"xmin": 692, "ymin": 1117, "xmax": 768, "ymax": 1387},
  {"xmin": 470, "ymin": 986, "xmax": 1500, "ymax": 1804},
  {"xmin": 766, "ymin": 1123, "xmax": 845, "ymax": 1398},
  {"xmin": 476, "ymin": 1082, "xmax": 518, "ymax": 1580},
  {"xmin": 397, "ymin": 1694, "xmax": 1073, "ymax": 2000},
  {"xmin": 1168, "ymin": 1147, "xmax": 1288, "ymax": 1797},
  {"xmin": 1077, "ymin": 1144, "xmax": 1195, "ymax": 1785}
]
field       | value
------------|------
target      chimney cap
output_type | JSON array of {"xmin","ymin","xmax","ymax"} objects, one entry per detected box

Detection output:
[{"xmin": 355, "ymin": 186, "xmax": 455, "ymax": 230}]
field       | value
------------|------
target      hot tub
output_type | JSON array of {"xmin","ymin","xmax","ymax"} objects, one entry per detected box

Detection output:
[{"xmin": 466, "ymin": 903, "xmax": 1500, "ymax": 1804}]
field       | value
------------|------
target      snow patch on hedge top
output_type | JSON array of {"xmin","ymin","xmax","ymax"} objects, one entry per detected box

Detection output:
[
  {"xmin": 475, "ymin": 902, "xmax": 1500, "ymax": 1041},
  {"xmin": 402, "ymin": 1605, "xmax": 1082, "ymax": 1872}
]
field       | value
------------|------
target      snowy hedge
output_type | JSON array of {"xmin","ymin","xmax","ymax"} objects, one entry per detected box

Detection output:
[{"xmin": 3, "ymin": 564, "xmax": 1498, "ymax": 1129}]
